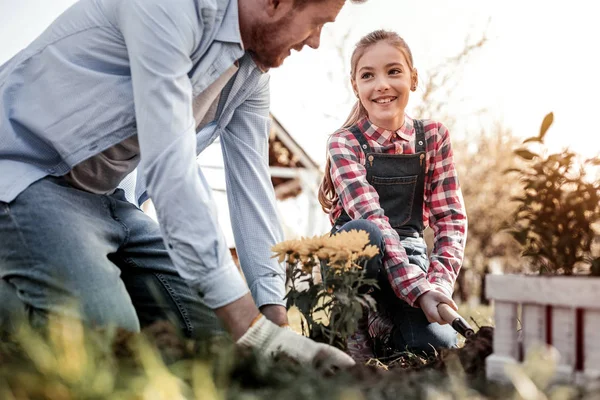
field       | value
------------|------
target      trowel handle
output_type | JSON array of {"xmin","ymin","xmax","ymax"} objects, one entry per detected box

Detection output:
[{"xmin": 437, "ymin": 303, "xmax": 475, "ymax": 339}]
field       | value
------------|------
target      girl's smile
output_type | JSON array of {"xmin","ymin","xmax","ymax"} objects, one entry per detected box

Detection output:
[{"xmin": 372, "ymin": 96, "xmax": 398, "ymax": 105}]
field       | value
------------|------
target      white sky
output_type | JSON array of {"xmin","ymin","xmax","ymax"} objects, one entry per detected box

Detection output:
[{"xmin": 1, "ymin": 0, "xmax": 599, "ymax": 166}]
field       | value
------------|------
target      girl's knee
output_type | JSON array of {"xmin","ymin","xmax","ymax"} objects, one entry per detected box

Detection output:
[{"xmin": 338, "ymin": 219, "xmax": 383, "ymax": 246}]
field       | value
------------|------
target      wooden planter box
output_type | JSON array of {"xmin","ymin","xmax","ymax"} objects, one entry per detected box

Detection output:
[{"xmin": 485, "ymin": 274, "xmax": 600, "ymax": 385}]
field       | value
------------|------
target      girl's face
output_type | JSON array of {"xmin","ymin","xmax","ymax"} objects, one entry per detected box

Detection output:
[{"xmin": 352, "ymin": 42, "xmax": 415, "ymax": 131}]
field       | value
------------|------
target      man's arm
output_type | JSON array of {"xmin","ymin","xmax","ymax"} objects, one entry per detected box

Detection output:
[
  {"xmin": 118, "ymin": 0, "xmax": 250, "ymax": 309},
  {"xmin": 219, "ymin": 71, "xmax": 288, "ymax": 325}
]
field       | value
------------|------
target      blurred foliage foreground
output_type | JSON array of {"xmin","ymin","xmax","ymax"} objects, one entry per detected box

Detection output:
[
  {"xmin": 1, "ymin": 230, "xmax": 598, "ymax": 399},
  {"xmin": 1, "ymin": 301, "xmax": 596, "ymax": 399}
]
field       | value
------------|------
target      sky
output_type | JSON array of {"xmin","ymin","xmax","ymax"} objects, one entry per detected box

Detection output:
[{"xmin": 1, "ymin": 0, "xmax": 599, "ymax": 167}]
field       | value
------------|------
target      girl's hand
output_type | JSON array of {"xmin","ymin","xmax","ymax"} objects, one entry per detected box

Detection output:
[{"xmin": 416, "ymin": 290, "xmax": 458, "ymax": 325}]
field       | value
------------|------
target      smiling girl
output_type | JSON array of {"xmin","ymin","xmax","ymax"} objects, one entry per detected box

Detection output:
[{"xmin": 318, "ymin": 30, "xmax": 468, "ymax": 360}]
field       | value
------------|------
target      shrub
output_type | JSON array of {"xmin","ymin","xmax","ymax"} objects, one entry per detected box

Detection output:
[{"xmin": 506, "ymin": 112, "xmax": 600, "ymax": 275}]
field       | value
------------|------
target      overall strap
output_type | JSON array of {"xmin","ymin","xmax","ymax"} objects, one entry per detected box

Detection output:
[
  {"xmin": 348, "ymin": 125, "xmax": 372, "ymax": 156},
  {"xmin": 413, "ymin": 119, "xmax": 426, "ymax": 153}
]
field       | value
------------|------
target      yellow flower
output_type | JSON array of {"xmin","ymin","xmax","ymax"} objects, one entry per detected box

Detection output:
[
  {"xmin": 272, "ymin": 230, "xmax": 377, "ymax": 269},
  {"xmin": 330, "ymin": 229, "xmax": 371, "ymax": 253},
  {"xmin": 315, "ymin": 247, "xmax": 336, "ymax": 261},
  {"xmin": 328, "ymin": 248, "xmax": 352, "ymax": 264},
  {"xmin": 356, "ymin": 244, "xmax": 380, "ymax": 260},
  {"xmin": 297, "ymin": 235, "xmax": 328, "ymax": 257},
  {"xmin": 271, "ymin": 239, "xmax": 303, "ymax": 263}
]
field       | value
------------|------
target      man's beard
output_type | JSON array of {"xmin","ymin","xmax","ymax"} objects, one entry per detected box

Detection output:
[{"xmin": 249, "ymin": 12, "xmax": 295, "ymax": 70}]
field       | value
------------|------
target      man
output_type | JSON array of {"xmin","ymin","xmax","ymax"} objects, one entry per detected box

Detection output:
[{"xmin": 0, "ymin": 0, "xmax": 364, "ymax": 367}]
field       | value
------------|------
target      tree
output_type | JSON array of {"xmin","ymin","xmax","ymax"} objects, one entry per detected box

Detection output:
[{"xmin": 451, "ymin": 124, "xmax": 524, "ymax": 303}]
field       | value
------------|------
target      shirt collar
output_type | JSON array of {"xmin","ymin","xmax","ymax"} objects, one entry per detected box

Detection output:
[
  {"xmin": 358, "ymin": 115, "xmax": 415, "ymax": 143},
  {"xmin": 214, "ymin": 0, "xmax": 244, "ymax": 50},
  {"xmin": 215, "ymin": 0, "xmax": 269, "ymax": 73}
]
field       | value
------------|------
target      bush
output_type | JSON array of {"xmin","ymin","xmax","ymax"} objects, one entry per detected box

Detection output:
[{"xmin": 506, "ymin": 112, "xmax": 600, "ymax": 275}]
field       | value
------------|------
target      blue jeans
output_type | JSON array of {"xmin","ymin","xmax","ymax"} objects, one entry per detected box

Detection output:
[
  {"xmin": 336, "ymin": 219, "xmax": 457, "ymax": 354},
  {"xmin": 0, "ymin": 177, "xmax": 222, "ymax": 337}
]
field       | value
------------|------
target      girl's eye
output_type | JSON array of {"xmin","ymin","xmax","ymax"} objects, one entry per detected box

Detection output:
[
  {"xmin": 361, "ymin": 72, "xmax": 373, "ymax": 79},
  {"xmin": 389, "ymin": 68, "xmax": 402, "ymax": 75}
]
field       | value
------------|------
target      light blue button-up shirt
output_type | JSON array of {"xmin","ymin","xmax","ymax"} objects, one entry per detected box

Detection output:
[{"xmin": 0, "ymin": 0, "xmax": 286, "ymax": 309}]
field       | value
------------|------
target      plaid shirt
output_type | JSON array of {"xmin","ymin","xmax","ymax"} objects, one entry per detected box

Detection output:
[{"xmin": 328, "ymin": 116, "xmax": 467, "ymax": 307}]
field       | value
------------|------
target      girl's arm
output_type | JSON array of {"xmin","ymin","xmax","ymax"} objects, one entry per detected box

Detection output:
[
  {"xmin": 328, "ymin": 132, "xmax": 433, "ymax": 306},
  {"xmin": 425, "ymin": 122, "xmax": 468, "ymax": 297}
]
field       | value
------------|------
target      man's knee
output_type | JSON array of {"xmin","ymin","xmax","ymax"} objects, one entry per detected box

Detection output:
[
  {"xmin": 0, "ymin": 279, "xmax": 28, "ymax": 334},
  {"xmin": 1, "ymin": 279, "xmax": 141, "ymax": 334},
  {"xmin": 80, "ymin": 291, "xmax": 141, "ymax": 333}
]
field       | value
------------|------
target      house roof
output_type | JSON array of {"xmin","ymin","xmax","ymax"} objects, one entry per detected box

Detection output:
[
  {"xmin": 199, "ymin": 113, "xmax": 329, "ymax": 248},
  {"xmin": 269, "ymin": 114, "xmax": 320, "ymax": 172}
]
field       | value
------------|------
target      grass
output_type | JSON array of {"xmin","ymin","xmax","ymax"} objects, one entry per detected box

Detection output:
[{"xmin": 1, "ymin": 305, "xmax": 598, "ymax": 400}]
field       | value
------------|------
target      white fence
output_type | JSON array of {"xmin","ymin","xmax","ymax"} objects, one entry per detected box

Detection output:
[{"xmin": 485, "ymin": 275, "xmax": 600, "ymax": 385}]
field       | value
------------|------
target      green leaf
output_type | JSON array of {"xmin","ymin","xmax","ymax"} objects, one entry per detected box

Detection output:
[
  {"xmin": 514, "ymin": 148, "xmax": 539, "ymax": 160},
  {"xmin": 539, "ymin": 112, "xmax": 554, "ymax": 141}
]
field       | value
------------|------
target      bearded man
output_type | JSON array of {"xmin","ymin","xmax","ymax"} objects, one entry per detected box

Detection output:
[{"xmin": 0, "ymin": 0, "xmax": 365, "ymax": 367}]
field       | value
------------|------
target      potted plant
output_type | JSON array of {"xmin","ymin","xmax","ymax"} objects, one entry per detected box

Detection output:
[{"xmin": 485, "ymin": 112, "xmax": 600, "ymax": 385}]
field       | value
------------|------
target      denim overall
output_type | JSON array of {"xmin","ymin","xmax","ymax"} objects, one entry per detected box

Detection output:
[{"xmin": 333, "ymin": 120, "xmax": 457, "ymax": 355}]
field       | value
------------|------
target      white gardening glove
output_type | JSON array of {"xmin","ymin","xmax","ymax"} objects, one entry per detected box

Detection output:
[{"xmin": 237, "ymin": 315, "xmax": 355, "ymax": 370}]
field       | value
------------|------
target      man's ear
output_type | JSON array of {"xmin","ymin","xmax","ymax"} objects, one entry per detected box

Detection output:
[{"xmin": 266, "ymin": 0, "xmax": 294, "ymax": 18}]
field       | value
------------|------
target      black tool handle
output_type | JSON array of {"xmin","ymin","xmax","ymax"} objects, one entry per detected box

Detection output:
[{"xmin": 437, "ymin": 303, "xmax": 475, "ymax": 339}]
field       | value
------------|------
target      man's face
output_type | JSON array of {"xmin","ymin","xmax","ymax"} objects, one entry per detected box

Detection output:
[{"xmin": 250, "ymin": 0, "xmax": 345, "ymax": 69}]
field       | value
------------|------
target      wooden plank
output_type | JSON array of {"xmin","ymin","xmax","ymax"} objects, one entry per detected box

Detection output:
[
  {"xmin": 522, "ymin": 303, "xmax": 546, "ymax": 357},
  {"xmin": 494, "ymin": 301, "xmax": 519, "ymax": 359},
  {"xmin": 584, "ymin": 310, "xmax": 600, "ymax": 378},
  {"xmin": 552, "ymin": 307, "xmax": 576, "ymax": 369},
  {"xmin": 486, "ymin": 275, "xmax": 600, "ymax": 308}
]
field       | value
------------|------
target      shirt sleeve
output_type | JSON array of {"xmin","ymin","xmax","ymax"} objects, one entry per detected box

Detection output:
[
  {"xmin": 219, "ymin": 73, "xmax": 287, "ymax": 308},
  {"xmin": 328, "ymin": 133, "xmax": 433, "ymax": 306},
  {"xmin": 118, "ymin": 0, "xmax": 249, "ymax": 308},
  {"xmin": 425, "ymin": 122, "xmax": 468, "ymax": 296}
]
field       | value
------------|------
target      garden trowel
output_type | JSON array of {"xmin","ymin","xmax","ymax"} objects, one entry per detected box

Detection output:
[{"xmin": 437, "ymin": 303, "xmax": 475, "ymax": 339}]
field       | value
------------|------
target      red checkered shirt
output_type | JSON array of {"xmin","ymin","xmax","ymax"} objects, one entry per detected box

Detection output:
[{"xmin": 328, "ymin": 116, "xmax": 467, "ymax": 307}]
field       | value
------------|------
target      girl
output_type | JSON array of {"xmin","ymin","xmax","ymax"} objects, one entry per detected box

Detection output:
[{"xmin": 319, "ymin": 30, "xmax": 468, "ymax": 360}]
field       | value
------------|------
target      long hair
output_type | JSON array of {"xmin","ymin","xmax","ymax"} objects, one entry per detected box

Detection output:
[{"xmin": 318, "ymin": 30, "xmax": 416, "ymax": 214}]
